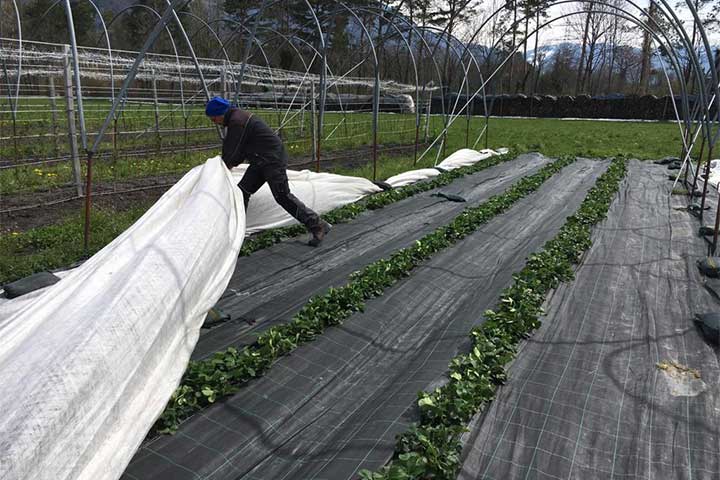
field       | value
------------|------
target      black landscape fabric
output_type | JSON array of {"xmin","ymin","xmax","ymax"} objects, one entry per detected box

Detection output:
[
  {"xmin": 459, "ymin": 160, "xmax": 720, "ymax": 480},
  {"xmin": 192, "ymin": 152, "xmax": 552, "ymax": 360},
  {"xmin": 123, "ymin": 157, "xmax": 609, "ymax": 479}
]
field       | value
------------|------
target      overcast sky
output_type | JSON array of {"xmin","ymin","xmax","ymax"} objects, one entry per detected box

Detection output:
[{"xmin": 462, "ymin": 0, "xmax": 720, "ymax": 47}]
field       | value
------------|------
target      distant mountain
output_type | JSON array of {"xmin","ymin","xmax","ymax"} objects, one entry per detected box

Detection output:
[{"xmin": 528, "ymin": 41, "xmax": 718, "ymax": 71}]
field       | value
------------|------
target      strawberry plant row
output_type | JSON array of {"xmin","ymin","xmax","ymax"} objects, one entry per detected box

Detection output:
[
  {"xmin": 153, "ymin": 155, "xmax": 576, "ymax": 435},
  {"xmin": 358, "ymin": 157, "xmax": 627, "ymax": 480},
  {"xmin": 239, "ymin": 152, "xmax": 514, "ymax": 256}
]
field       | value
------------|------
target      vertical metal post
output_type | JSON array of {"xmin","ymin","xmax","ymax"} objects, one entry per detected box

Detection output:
[
  {"xmin": 221, "ymin": 60, "xmax": 227, "ymax": 98},
  {"xmin": 690, "ymin": 135, "xmax": 706, "ymax": 196},
  {"xmin": 152, "ymin": 68, "xmax": 161, "ymax": 152},
  {"xmin": 2, "ymin": 59, "xmax": 20, "ymax": 163},
  {"xmin": 113, "ymin": 116, "xmax": 118, "ymax": 162},
  {"xmin": 414, "ymin": 108, "xmax": 420, "ymax": 165},
  {"xmin": 62, "ymin": 45, "xmax": 82, "ymax": 197},
  {"xmin": 424, "ymin": 90, "xmax": 431, "ymax": 144},
  {"xmin": 184, "ymin": 115, "xmax": 189, "ymax": 162},
  {"xmin": 83, "ymin": 150, "xmax": 94, "ymax": 251},
  {"xmin": 442, "ymin": 106, "xmax": 448, "ymax": 159},
  {"xmin": 485, "ymin": 99, "xmax": 490, "ymax": 149},
  {"xmin": 300, "ymin": 89, "xmax": 306, "ymax": 137},
  {"xmin": 311, "ymin": 81, "xmax": 318, "ymax": 172},
  {"xmin": 681, "ymin": 128, "xmax": 692, "ymax": 187},
  {"xmin": 708, "ymin": 147, "xmax": 720, "ymax": 253},
  {"xmin": 49, "ymin": 75, "xmax": 59, "ymax": 156},
  {"xmin": 63, "ymin": 0, "xmax": 95, "ymax": 251},
  {"xmin": 700, "ymin": 143, "xmax": 714, "ymax": 223},
  {"xmin": 372, "ymin": 69, "xmax": 380, "ymax": 181},
  {"xmin": 465, "ymin": 81, "xmax": 470, "ymax": 148},
  {"xmin": 317, "ymin": 46, "xmax": 327, "ymax": 172},
  {"xmin": 62, "ymin": 0, "xmax": 87, "ymax": 150}
]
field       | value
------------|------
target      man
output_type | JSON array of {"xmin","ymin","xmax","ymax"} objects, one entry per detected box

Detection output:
[{"xmin": 205, "ymin": 96, "xmax": 331, "ymax": 247}]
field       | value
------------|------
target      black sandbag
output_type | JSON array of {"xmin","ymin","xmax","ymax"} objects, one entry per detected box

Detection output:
[
  {"xmin": 699, "ymin": 226, "xmax": 716, "ymax": 236},
  {"xmin": 654, "ymin": 156, "xmax": 680, "ymax": 165},
  {"xmin": 3, "ymin": 271, "xmax": 61, "ymax": 299},
  {"xmin": 694, "ymin": 313, "xmax": 720, "ymax": 345},
  {"xmin": 204, "ymin": 307, "xmax": 231, "ymax": 327},
  {"xmin": 688, "ymin": 203, "xmax": 710, "ymax": 217},
  {"xmin": 372, "ymin": 181, "xmax": 393, "ymax": 191},
  {"xmin": 430, "ymin": 192, "xmax": 467, "ymax": 202},
  {"xmin": 697, "ymin": 257, "xmax": 720, "ymax": 278}
]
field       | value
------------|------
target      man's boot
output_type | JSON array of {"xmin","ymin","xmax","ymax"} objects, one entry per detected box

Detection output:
[{"xmin": 308, "ymin": 220, "xmax": 332, "ymax": 247}]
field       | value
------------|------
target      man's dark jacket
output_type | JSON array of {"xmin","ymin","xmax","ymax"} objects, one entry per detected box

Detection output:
[{"xmin": 222, "ymin": 108, "xmax": 286, "ymax": 168}]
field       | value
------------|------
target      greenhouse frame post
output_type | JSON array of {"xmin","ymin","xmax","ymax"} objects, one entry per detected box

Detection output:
[
  {"xmin": 152, "ymin": 69, "xmax": 161, "ymax": 152},
  {"xmin": 465, "ymin": 80, "xmax": 470, "ymax": 148},
  {"xmin": 63, "ymin": 0, "xmax": 88, "ymax": 150},
  {"xmin": 62, "ymin": 45, "xmax": 83, "ymax": 197},
  {"xmin": 316, "ymin": 42, "xmax": 327, "ymax": 172},
  {"xmin": 311, "ymin": 80, "xmax": 318, "ymax": 171},
  {"xmin": 424, "ymin": 90, "xmax": 431, "ymax": 144},
  {"xmin": 49, "ymin": 75, "xmax": 59, "ymax": 156},
  {"xmin": 690, "ymin": 135, "xmax": 706, "ymax": 195},
  {"xmin": 63, "ymin": 0, "xmax": 96, "ymax": 250},
  {"xmin": 699, "ymin": 128, "xmax": 715, "ymax": 223},
  {"xmin": 711, "ymin": 149, "xmax": 720, "ymax": 254},
  {"xmin": 221, "ymin": 60, "xmax": 227, "ymax": 98},
  {"xmin": 372, "ymin": 69, "xmax": 380, "ymax": 181}
]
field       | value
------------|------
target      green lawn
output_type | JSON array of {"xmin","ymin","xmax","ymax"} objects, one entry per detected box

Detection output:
[
  {"xmin": 480, "ymin": 117, "xmax": 691, "ymax": 160},
  {"xmin": 0, "ymin": 115, "xmax": 696, "ymax": 285}
]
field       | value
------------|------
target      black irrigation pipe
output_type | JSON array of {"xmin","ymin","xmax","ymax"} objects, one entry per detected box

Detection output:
[
  {"xmin": 359, "ymin": 157, "xmax": 627, "ymax": 480},
  {"xmin": 153, "ymin": 154, "xmax": 576, "ymax": 435}
]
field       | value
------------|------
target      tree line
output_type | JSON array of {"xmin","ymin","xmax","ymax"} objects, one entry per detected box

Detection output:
[{"xmin": 0, "ymin": 0, "xmax": 718, "ymax": 97}]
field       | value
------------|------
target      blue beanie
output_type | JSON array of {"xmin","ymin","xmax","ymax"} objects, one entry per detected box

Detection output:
[{"xmin": 205, "ymin": 96, "xmax": 231, "ymax": 117}]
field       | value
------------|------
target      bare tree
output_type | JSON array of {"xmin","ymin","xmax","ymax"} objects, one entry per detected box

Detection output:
[
  {"xmin": 638, "ymin": 0, "xmax": 657, "ymax": 94},
  {"xmin": 574, "ymin": 1, "xmax": 593, "ymax": 94},
  {"xmin": 431, "ymin": 0, "xmax": 479, "ymax": 89}
]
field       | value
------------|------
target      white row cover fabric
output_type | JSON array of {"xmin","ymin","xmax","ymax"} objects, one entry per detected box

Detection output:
[
  {"xmin": 706, "ymin": 159, "xmax": 720, "ymax": 189},
  {"xmin": 227, "ymin": 160, "xmax": 382, "ymax": 233},
  {"xmin": 0, "ymin": 147, "xmax": 507, "ymax": 480},
  {"xmin": 437, "ymin": 148, "xmax": 506, "ymax": 170},
  {"xmin": 0, "ymin": 157, "xmax": 245, "ymax": 480},
  {"xmin": 385, "ymin": 148, "xmax": 506, "ymax": 187},
  {"xmin": 385, "ymin": 168, "xmax": 441, "ymax": 187}
]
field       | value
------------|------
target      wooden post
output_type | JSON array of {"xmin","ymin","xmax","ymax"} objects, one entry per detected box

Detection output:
[{"xmin": 63, "ymin": 45, "xmax": 83, "ymax": 197}]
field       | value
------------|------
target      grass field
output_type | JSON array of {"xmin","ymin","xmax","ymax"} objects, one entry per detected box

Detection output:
[
  {"xmin": 0, "ymin": 113, "xmax": 700, "ymax": 285},
  {"xmin": 0, "ymin": 102, "xmax": 694, "ymax": 193}
]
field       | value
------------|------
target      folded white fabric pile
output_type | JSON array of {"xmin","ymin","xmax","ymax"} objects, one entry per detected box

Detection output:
[{"xmin": 0, "ymin": 157, "xmax": 245, "ymax": 480}]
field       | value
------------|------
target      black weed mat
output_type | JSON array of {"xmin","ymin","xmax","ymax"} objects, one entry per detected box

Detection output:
[
  {"xmin": 122, "ymin": 158, "xmax": 609, "ymax": 480},
  {"xmin": 191, "ymin": 153, "xmax": 551, "ymax": 361},
  {"xmin": 459, "ymin": 160, "xmax": 720, "ymax": 480}
]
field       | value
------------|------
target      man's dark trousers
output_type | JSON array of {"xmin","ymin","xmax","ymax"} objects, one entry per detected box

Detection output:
[{"xmin": 238, "ymin": 155, "xmax": 321, "ymax": 230}]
